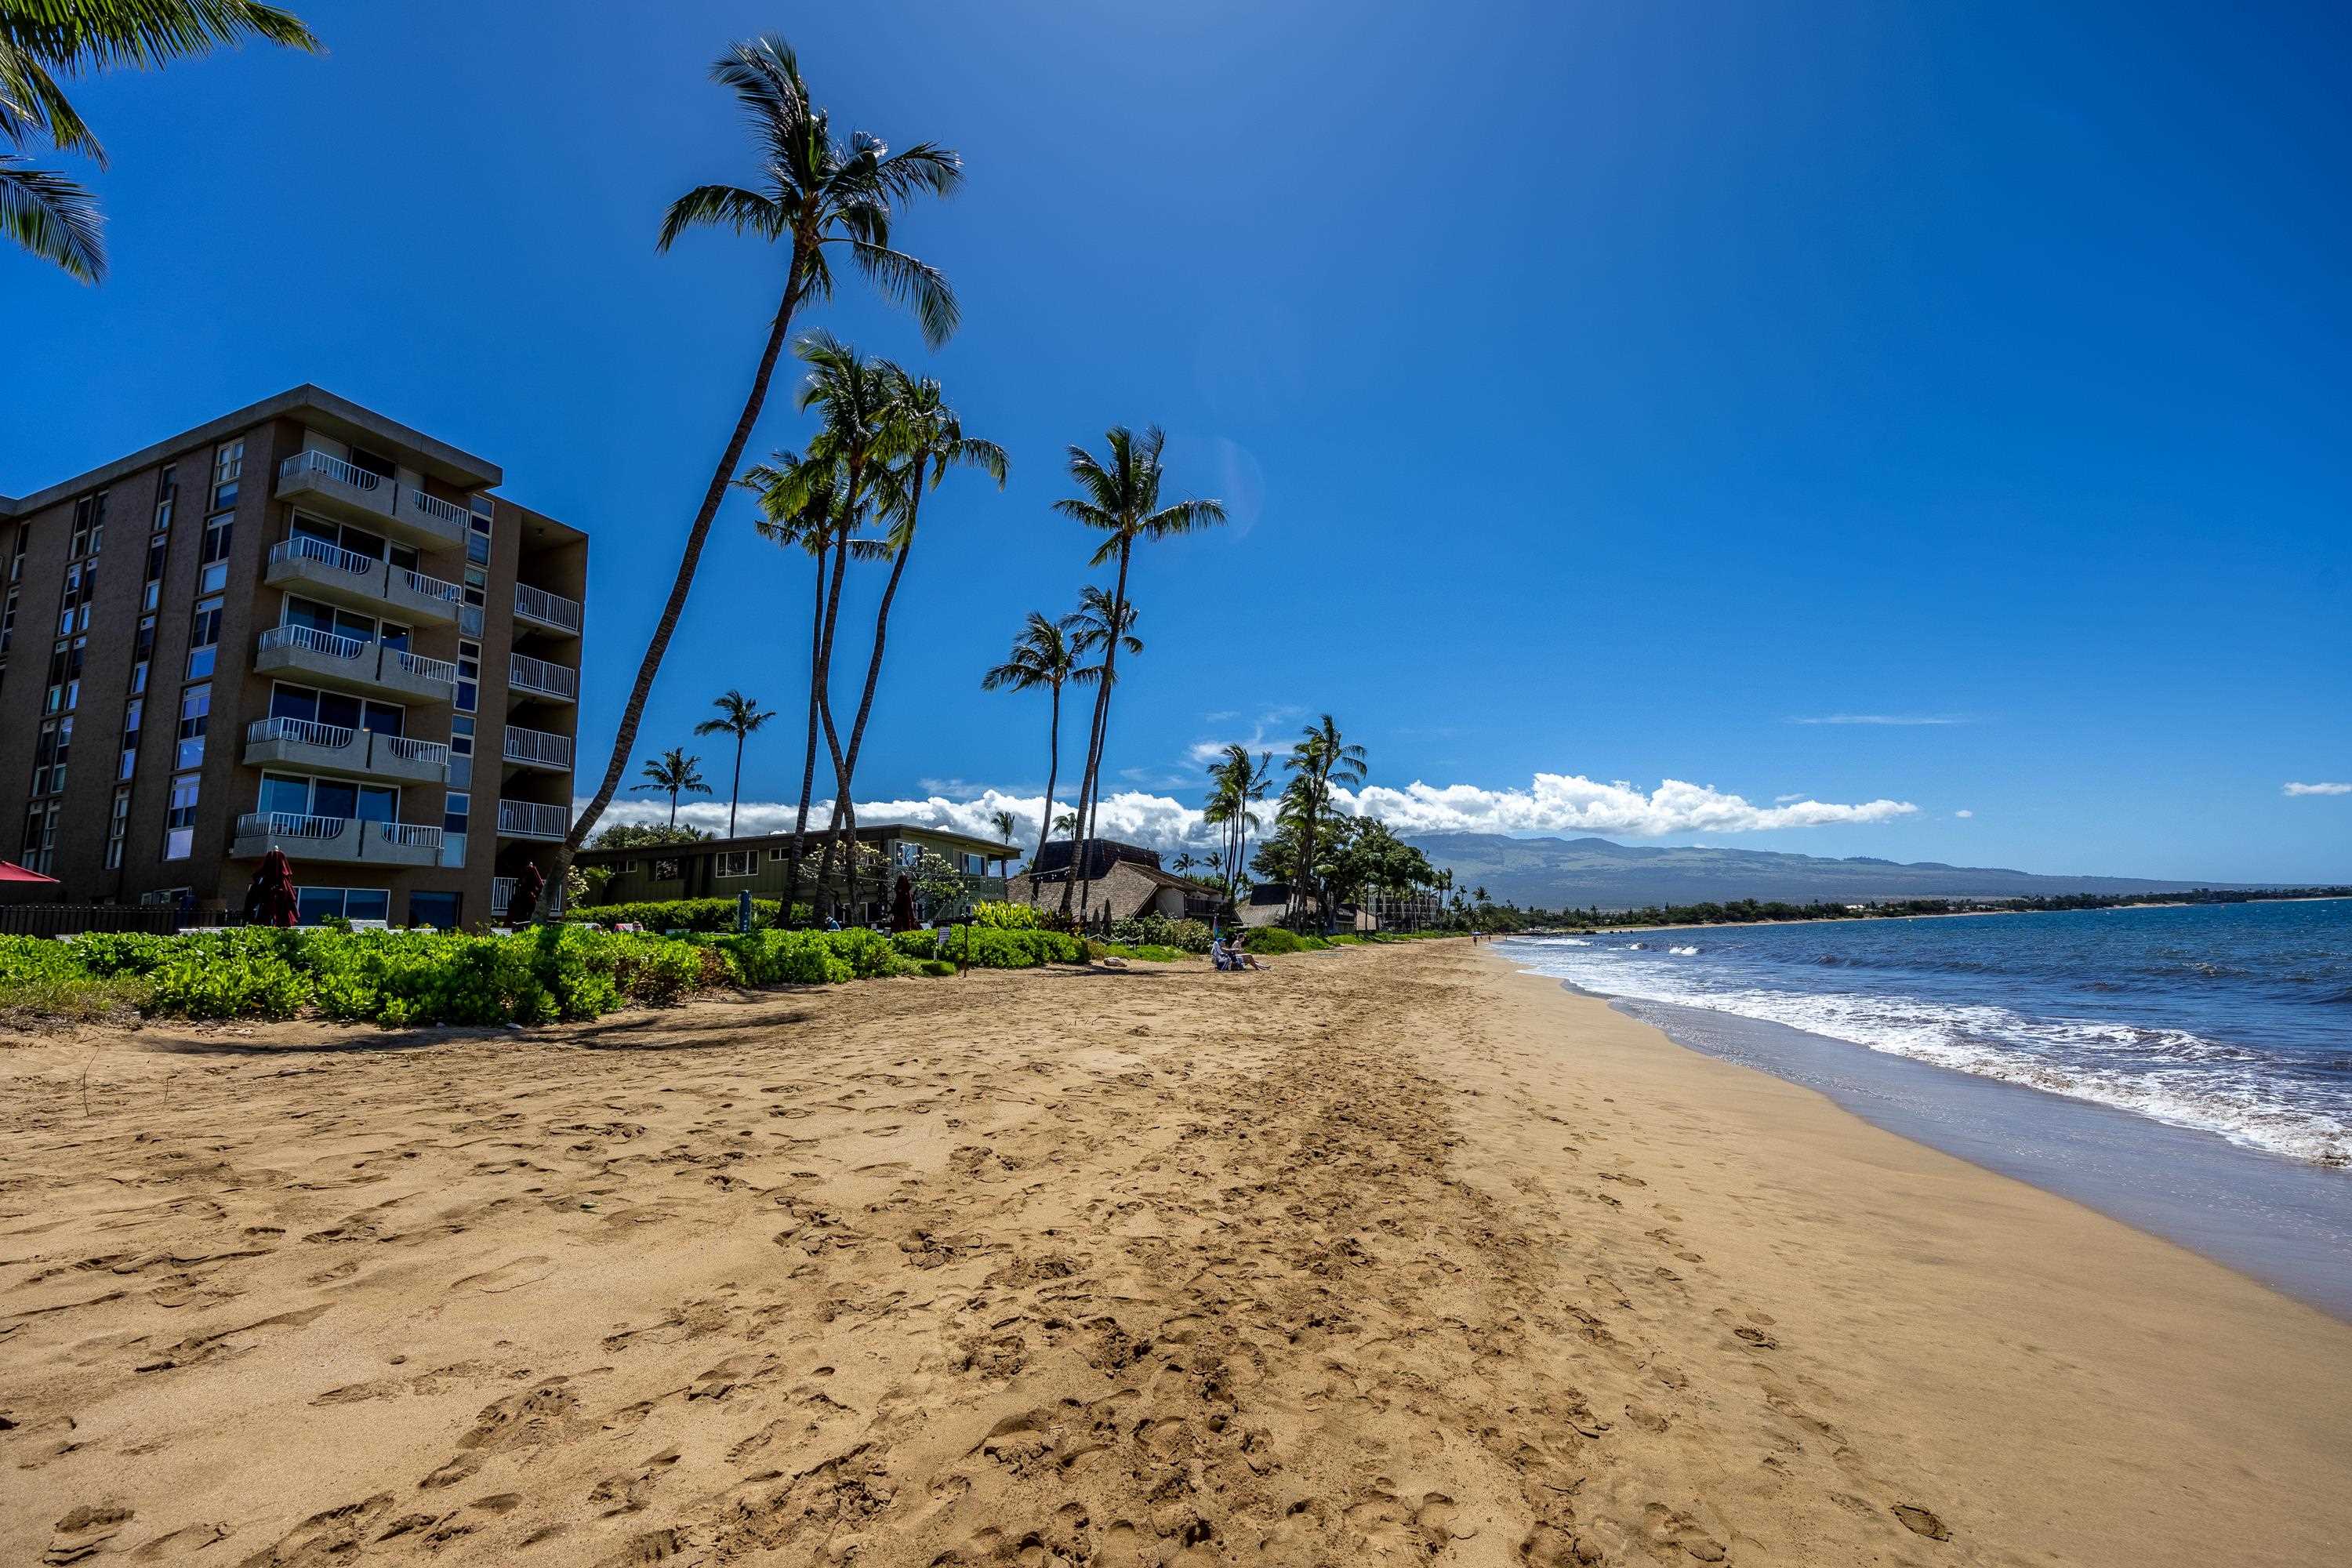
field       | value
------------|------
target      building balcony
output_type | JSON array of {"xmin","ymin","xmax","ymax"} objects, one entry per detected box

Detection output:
[
  {"xmin": 512, "ymin": 582, "xmax": 582, "ymax": 637},
  {"xmin": 496, "ymin": 798, "xmax": 570, "ymax": 840},
  {"xmin": 243, "ymin": 717, "xmax": 450, "ymax": 786},
  {"xmin": 230, "ymin": 811, "xmax": 445, "ymax": 869},
  {"xmin": 492, "ymin": 877, "xmax": 567, "ymax": 919},
  {"xmin": 507, "ymin": 652, "xmax": 577, "ymax": 705},
  {"xmin": 256, "ymin": 625, "xmax": 459, "ymax": 704},
  {"xmin": 503, "ymin": 724, "xmax": 573, "ymax": 772},
  {"xmin": 263, "ymin": 536, "xmax": 463, "ymax": 626},
  {"xmin": 275, "ymin": 451, "xmax": 471, "ymax": 551}
]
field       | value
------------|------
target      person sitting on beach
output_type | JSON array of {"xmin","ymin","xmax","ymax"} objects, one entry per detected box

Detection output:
[{"xmin": 1213, "ymin": 935, "xmax": 1238, "ymax": 971}]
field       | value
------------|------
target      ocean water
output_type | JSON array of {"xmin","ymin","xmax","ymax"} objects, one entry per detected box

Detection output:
[{"xmin": 1501, "ymin": 898, "xmax": 2352, "ymax": 1169}]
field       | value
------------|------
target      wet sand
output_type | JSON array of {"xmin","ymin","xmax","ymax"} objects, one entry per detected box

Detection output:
[{"xmin": 2, "ymin": 942, "xmax": 2347, "ymax": 1565}]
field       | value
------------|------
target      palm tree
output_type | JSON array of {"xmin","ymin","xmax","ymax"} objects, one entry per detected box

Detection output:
[
  {"xmin": 988, "ymin": 808, "xmax": 1018, "ymax": 878},
  {"xmin": 1054, "ymin": 427, "xmax": 1225, "ymax": 917},
  {"xmin": 1203, "ymin": 743, "xmax": 1272, "ymax": 906},
  {"xmin": 980, "ymin": 610, "xmax": 1080, "ymax": 873},
  {"xmin": 3, "ymin": 1, "xmax": 319, "ymax": 282},
  {"xmin": 630, "ymin": 748, "xmax": 712, "ymax": 829},
  {"xmin": 1059, "ymin": 583, "xmax": 1144, "ymax": 911},
  {"xmin": 693, "ymin": 688, "xmax": 775, "ymax": 837},
  {"xmin": 1283, "ymin": 714, "xmax": 1367, "ymax": 929},
  {"xmin": 771, "ymin": 335, "xmax": 908, "ymax": 909},
  {"xmin": 1171, "ymin": 851, "xmax": 1195, "ymax": 873},
  {"xmin": 739, "ymin": 448, "xmax": 846, "ymax": 923},
  {"xmin": 829, "ymin": 366, "xmax": 1005, "ymax": 880},
  {"xmin": 559, "ymin": 33, "xmax": 962, "ymax": 893},
  {"xmin": 1052, "ymin": 811, "xmax": 1080, "ymax": 835}
]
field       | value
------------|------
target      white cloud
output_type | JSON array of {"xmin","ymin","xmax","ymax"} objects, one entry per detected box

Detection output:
[
  {"xmin": 1773, "ymin": 793, "xmax": 1807, "ymax": 803},
  {"xmin": 2284, "ymin": 781, "xmax": 2351, "ymax": 797},
  {"xmin": 587, "ymin": 774, "xmax": 1918, "ymax": 858},
  {"xmin": 1338, "ymin": 775, "xmax": 1917, "ymax": 837},
  {"xmin": 1791, "ymin": 713, "xmax": 1965, "ymax": 726},
  {"xmin": 1954, "ymin": 808, "xmax": 1974, "ymax": 818}
]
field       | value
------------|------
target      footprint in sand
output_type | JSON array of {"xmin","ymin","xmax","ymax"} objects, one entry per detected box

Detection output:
[{"xmin": 1893, "ymin": 1503, "xmax": 1953, "ymax": 1541}]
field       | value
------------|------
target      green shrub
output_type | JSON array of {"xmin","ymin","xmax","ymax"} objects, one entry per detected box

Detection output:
[
  {"xmin": 1102, "ymin": 942, "xmax": 1191, "ymax": 964},
  {"xmin": 1239, "ymin": 926, "xmax": 1330, "ymax": 954},
  {"xmin": 147, "ymin": 943, "xmax": 311, "ymax": 1019},
  {"xmin": 0, "ymin": 937, "xmax": 152, "ymax": 1021},
  {"xmin": 1106, "ymin": 913, "xmax": 1213, "ymax": 954},
  {"xmin": 916, "ymin": 959, "xmax": 956, "ymax": 977},
  {"xmin": 970, "ymin": 900, "xmax": 1040, "ymax": 930},
  {"xmin": 571, "ymin": 898, "xmax": 802, "ymax": 933}
]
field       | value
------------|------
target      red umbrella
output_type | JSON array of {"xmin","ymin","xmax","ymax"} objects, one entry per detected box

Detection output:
[{"xmin": 0, "ymin": 860, "xmax": 60, "ymax": 884}]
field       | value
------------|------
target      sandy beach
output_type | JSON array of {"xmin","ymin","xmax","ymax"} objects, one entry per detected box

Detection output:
[{"xmin": 3, "ymin": 942, "xmax": 2347, "ymax": 1566}]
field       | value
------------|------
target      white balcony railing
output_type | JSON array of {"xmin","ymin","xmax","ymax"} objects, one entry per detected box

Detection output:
[
  {"xmin": 507, "ymin": 652, "xmax": 577, "ymax": 702},
  {"xmin": 245, "ymin": 717, "xmax": 449, "ymax": 771},
  {"xmin": 259, "ymin": 622, "xmax": 369, "ymax": 662},
  {"xmin": 381, "ymin": 734, "xmax": 451, "ymax": 767},
  {"xmin": 392, "ymin": 648, "xmax": 459, "ymax": 684},
  {"xmin": 492, "ymin": 876, "xmax": 565, "ymax": 919},
  {"xmin": 513, "ymin": 582, "xmax": 583, "ymax": 633},
  {"xmin": 238, "ymin": 810, "xmax": 349, "ymax": 841},
  {"xmin": 503, "ymin": 724, "xmax": 574, "ymax": 769},
  {"xmin": 269, "ymin": 538, "xmax": 464, "ymax": 609},
  {"xmin": 395, "ymin": 568, "xmax": 464, "ymax": 606},
  {"xmin": 408, "ymin": 489, "xmax": 470, "ymax": 528},
  {"xmin": 496, "ymin": 798, "xmax": 570, "ymax": 839},
  {"xmin": 247, "ymin": 715, "xmax": 356, "ymax": 750},
  {"xmin": 270, "ymin": 534, "xmax": 379, "ymax": 578},
  {"xmin": 382, "ymin": 821, "xmax": 445, "ymax": 851},
  {"xmin": 279, "ymin": 450, "xmax": 385, "ymax": 495}
]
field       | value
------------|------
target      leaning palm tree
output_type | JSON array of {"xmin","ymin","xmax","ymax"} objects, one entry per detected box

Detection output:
[
  {"xmin": 828, "ymin": 366, "xmax": 1005, "ymax": 875},
  {"xmin": 1283, "ymin": 714, "xmax": 1367, "ymax": 927},
  {"xmin": 630, "ymin": 747, "xmax": 712, "ymax": 829},
  {"xmin": 3, "ymin": 0, "xmax": 319, "ymax": 281},
  {"xmin": 692, "ymin": 688, "xmax": 775, "ymax": 837},
  {"xmin": 1059, "ymin": 583, "xmax": 1144, "ymax": 911},
  {"xmin": 559, "ymin": 32, "xmax": 961, "ymax": 892},
  {"xmin": 980, "ymin": 610, "xmax": 1080, "ymax": 872},
  {"xmin": 1054, "ymin": 427, "xmax": 1224, "ymax": 916}
]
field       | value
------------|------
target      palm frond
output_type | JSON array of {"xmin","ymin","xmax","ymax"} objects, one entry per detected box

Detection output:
[
  {"xmin": 846, "ymin": 238, "xmax": 958, "ymax": 346},
  {"xmin": 656, "ymin": 182, "xmax": 787, "ymax": 250},
  {"xmin": 0, "ymin": 154, "xmax": 102, "ymax": 281}
]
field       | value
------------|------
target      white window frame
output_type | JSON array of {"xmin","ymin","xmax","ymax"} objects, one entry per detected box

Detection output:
[{"xmin": 716, "ymin": 850, "xmax": 757, "ymax": 878}]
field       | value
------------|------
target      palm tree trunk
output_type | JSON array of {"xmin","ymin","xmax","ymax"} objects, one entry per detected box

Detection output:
[
  {"xmin": 1073, "ymin": 539, "xmax": 1134, "ymax": 923},
  {"xmin": 667, "ymin": 788, "xmax": 678, "ymax": 829},
  {"xmin": 728, "ymin": 731, "xmax": 744, "ymax": 837},
  {"xmin": 833, "ymin": 481, "xmax": 922, "ymax": 851},
  {"xmin": 1033, "ymin": 680, "xmax": 1061, "ymax": 870},
  {"xmin": 811, "ymin": 511, "xmax": 858, "ymax": 908},
  {"xmin": 553, "ymin": 259, "xmax": 807, "ymax": 892},
  {"xmin": 784, "ymin": 546, "xmax": 824, "ymax": 924}
]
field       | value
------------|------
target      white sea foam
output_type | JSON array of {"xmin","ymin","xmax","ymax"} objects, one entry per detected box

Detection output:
[
  {"xmin": 1505, "ymin": 940, "xmax": 2352, "ymax": 1169},
  {"xmin": 1669, "ymin": 945, "xmax": 1701, "ymax": 956}
]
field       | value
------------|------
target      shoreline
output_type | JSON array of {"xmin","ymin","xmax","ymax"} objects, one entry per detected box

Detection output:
[
  {"xmin": 2, "ymin": 944, "xmax": 2347, "ymax": 1565},
  {"xmin": 1528, "ymin": 890, "xmax": 2352, "ymax": 936}
]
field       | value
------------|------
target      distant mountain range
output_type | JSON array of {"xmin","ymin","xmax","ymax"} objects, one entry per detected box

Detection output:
[{"xmin": 1400, "ymin": 833, "xmax": 2256, "ymax": 909}]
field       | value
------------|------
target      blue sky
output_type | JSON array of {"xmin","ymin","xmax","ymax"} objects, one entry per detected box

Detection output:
[{"xmin": 8, "ymin": 1, "xmax": 2348, "ymax": 882}]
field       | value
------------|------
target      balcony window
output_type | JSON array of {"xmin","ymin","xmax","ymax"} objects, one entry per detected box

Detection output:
[
  {"xmin": 164, "ymin": 772, "xmax": 200, "ymax": 860},
  {"xmin": 296, "ymin": 886, "xmax": 391, "ymax": 926},
  {"xmin": 176, "ymin": 684, "xmax": 210, "ymax": 768},
  {"xmin": 260, "ymin": 771, "xmax": 399, "ymax": 822},
  {"xmin": 456, "ymin": 640, "xmax": 480, "ymax": 713},
  {"xmin": 198, "ymin": 512, "xmax": 233, "ymax": 593},
  {"xmin": 187, "ymin": 594, "xmax": 223, "ymax": 678},
  {"xmin": 448, "ymin": 714, "xmax": 474, "ymax": 789},
  {"xmin": 69, "ymin": 490, "xmax": 107, "ymax": 559},
  {"xmin": 445, "ymin": 790, "xmax": 469, "ymax": 836},
  {"xmin": 105, "ymin": 786, "xmax": 130, "ymax": 869},
  {"xmin": 212, "ymin": 438, "xmax": 244, "ymax": 510}
]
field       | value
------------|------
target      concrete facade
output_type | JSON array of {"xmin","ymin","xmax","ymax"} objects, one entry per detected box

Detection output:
[{"xmin": 0, "ymin": 387, "xmax": 587, "ymax": 927}]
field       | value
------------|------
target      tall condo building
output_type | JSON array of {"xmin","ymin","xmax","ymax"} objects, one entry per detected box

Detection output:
[{"xmin": 0, "ymin": 387, "xmax": 587, "ymax": 926}]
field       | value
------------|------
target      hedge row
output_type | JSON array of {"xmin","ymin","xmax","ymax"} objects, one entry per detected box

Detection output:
[
  {"xmin": 569, "ymin": 898, "xmax": 811, "ymax": 932},
  {"xmin": 0, "ymin": 920, "xmax": 1091, "ymax": 1029}
]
